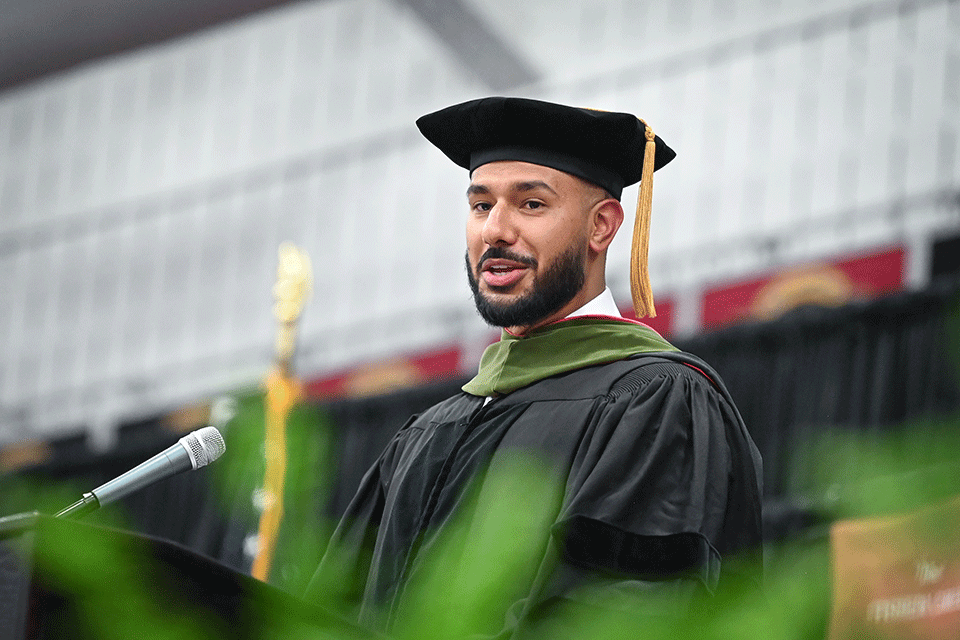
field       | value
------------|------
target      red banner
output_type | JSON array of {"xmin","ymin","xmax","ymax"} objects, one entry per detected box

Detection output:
[
  {"xmin": 620, "ymin": 295, "xmax": 676, "ymax": 338},
  {"xmin": 701, "ymin": 246, "xmax": 906, "ymax": 331},
  {"xmin": 305, "ymin": 346, "xmax": 462, "ymax": 399}
]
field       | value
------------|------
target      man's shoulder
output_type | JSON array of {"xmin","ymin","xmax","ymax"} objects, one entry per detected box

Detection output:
[
  {"xmin": 499, "ymin": 351, "xmax": 721, "ymax": 403},
  {"xmin": 401, "ymin": 391, "xmax": 481, "ymax": 428},
  {"xmin": 606, "ymin": 351, "xmax": 723, "ymax": 394}
]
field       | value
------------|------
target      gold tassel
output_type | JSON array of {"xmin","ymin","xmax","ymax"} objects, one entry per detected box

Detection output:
[{"xmin": 630, "ymin": 121, "xmax": 657, "ymax": 318}]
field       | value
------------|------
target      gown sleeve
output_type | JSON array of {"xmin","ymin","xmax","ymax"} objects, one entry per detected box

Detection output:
[
  {"xmin": 563, "ymin": 361, "xmax": 734, "ymax": 552},
  {"xmin": 304, "ymin": 414, "xmax": 418, "ymax": 616},
  {"xmin": 303, "ymin": 455, "xmax": 386, "ymax": 614},
  {"xmin": 515, "ymin": 359, "xmax": 761, "ymax": 633}
]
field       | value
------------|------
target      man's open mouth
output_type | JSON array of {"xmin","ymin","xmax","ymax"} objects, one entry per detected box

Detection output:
[{"xmin": 480, "ymin": 259, "xmax": 530, "ymax": 288}]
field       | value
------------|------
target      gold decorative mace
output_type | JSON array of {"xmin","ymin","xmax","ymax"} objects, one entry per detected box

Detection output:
[{"xmin": 251, "ymin": 242, "xmax": 312, "ymax": 581}]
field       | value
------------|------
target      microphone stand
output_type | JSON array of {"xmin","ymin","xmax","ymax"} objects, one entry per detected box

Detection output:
[{"xmin": 55, "ymin": 492, "xmax": 100, "ymax": 519}]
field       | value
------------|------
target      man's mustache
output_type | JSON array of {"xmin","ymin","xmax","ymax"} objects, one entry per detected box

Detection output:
[{"xmin": 477, "ymin": 248, "xmax": 538, "ymax": 271}]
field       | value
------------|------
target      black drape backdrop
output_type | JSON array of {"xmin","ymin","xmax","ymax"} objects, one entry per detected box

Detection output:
[
  {"xmin": 684, "ymin": 280, "xmax": 960, "ymax": 501},
  {"xmin": 2, "ymin": 278, "xmax": 959, "ymax": 585}
]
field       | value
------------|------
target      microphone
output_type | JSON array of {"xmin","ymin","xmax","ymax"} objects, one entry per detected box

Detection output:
[{"xmin": 55, "ymin": 426, "xmax": 226, "ymax": 520}]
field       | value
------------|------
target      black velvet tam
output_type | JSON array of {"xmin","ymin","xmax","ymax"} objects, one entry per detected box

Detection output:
[{"xmin": 416, "ymin": 96, "xmax": 676, "ymax": 200}]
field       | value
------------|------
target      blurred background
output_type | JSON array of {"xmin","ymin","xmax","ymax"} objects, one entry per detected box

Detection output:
[{"xmin": 1, "ymin": 0, "xmax": 959, "ymax": 627}]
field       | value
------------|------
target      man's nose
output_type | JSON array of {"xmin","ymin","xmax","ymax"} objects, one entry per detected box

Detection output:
[{"xmin": 481, "ymin": 205, "xmax": 518, "ymax": 247}]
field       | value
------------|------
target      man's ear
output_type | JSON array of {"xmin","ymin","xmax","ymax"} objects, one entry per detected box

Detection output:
[{"xmin": 588, "ymin": 199, "xmax": 624, "ymax": 254}]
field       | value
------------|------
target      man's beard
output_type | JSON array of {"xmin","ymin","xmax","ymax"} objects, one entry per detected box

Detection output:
[{"xmin": 465, "ymin": 244, "xmax": 586, "ymax": 328}]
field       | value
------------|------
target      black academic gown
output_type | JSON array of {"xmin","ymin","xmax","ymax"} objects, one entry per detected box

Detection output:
[{"xmin": 308, "ymin": 352, "xmax": 763, "ymax": 637}]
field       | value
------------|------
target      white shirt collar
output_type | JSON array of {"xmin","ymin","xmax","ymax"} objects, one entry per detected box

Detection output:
[{"xmin": 564, "ymin": 287, "xmax": 623, "ymax": 319}]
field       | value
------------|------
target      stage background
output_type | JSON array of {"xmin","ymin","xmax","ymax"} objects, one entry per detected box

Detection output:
[{"xmin": 3, "ymin": 277, "xmax": 958, "ymax": 601}]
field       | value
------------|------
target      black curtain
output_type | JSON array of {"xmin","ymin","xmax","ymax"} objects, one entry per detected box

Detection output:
[{"xmin": 683, "ymin": 280, "xmax": 960, "ymax": 502}]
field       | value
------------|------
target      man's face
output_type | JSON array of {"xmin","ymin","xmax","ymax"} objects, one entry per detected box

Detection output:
[{"xmin": 465, "ymin": 161, "xmax": 596, "ymax": 333}]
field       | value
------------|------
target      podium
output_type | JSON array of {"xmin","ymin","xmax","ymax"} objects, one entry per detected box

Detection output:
[{"xmin": 0, "ymin": 513, "xmax": 368, "ymax": 640}]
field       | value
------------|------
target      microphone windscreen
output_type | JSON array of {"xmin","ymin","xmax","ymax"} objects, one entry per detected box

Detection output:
[{"xmin": 180, "ymin": 426, "xmax": 226, "ymax": 469}]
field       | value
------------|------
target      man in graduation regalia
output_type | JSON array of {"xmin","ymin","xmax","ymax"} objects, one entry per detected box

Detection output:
[{"xmin": 307, "ymin": 97, "xmax": 763, "ymax": 636}]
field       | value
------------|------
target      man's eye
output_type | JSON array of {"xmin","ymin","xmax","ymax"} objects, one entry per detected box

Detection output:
[
  {"xmin": 525, "ymin": 201, "xmax": 544, "ymax": 210},
  {"xmin": 472, "ymin": 202, "xmax": 491, "ymax": 212}
]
